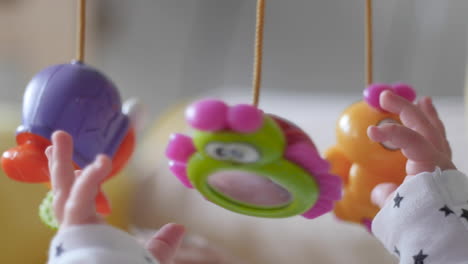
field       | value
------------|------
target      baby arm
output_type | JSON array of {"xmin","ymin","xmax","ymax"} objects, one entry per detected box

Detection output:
[
  {"xmin": 46, "ymin": 131, "xmax": 185, "ymax": 264},
  {"xmin": 368, "ymin": 91, "xmax": 468, "ymax": 263}
]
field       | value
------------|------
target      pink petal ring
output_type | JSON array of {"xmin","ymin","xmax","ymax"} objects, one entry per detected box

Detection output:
[
  {"xmin": 392, "ymin": 83, "xmax": 416, "ymax": 102},
  {"xmin": 363, "ymin": 83, "xmax": 392, "ymax": 111},
  {"xmin": 227, "ymin": 104, "xmax": 263, "ymax": 133},
  {"xmin": 169, "ymin": 161, "xmax": 193, "ymax": 188},
  {"xmin": 166, "ymin": 133, "xmax": 196, "ymax": 163},
  {"xmin": 186, "ymin": 99, "xmax": 228, "ymax": 131}
]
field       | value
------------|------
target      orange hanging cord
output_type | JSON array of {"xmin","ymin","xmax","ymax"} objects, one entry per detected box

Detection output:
[
  {"xmin": 365, "ymin": 0, "xmax": 373, "ymax": 86},
  {"xmin": 252, "ymin": 0, "xmax": 265, "ymax": 107},
  {"xmin": 76, "ymin": 0, "xmax": 86, "ymax": 62}
]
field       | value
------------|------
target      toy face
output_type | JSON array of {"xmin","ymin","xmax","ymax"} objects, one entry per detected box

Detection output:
[
  {"xmin": 165, "ymin": 100, "xmax": 343, "ymax": 219},
  {"xmin": 188, "ymin": 115, "xmax": 319, "ymax": 217},
  {"xmin": 191, "ymin": 116, "xmax": 290, "ymax": 208},
  {"xmin": 336, "ymin": 101, "xmax": 406, "ymax": 169},
  {"xmin": 193, "ymin": 116, "xmax": 285, "ymax": 166},
  {"xmin": 167, "ymin": 100, "xmax": 343, "ymax": 219}
]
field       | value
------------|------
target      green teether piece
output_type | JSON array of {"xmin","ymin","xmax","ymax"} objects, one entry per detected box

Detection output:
[
  {"xmin": 188, "ymin": 116, "xmax": 319, "ymax": 218},
  {"xmin": 39, "ymin": 191, "xmax": 59, "ymax": 230}
]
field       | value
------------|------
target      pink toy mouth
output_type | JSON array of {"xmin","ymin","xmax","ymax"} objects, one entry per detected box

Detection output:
[{"xmin": 207, "ymin": 171, "xmax": 292, "ymax": 208}]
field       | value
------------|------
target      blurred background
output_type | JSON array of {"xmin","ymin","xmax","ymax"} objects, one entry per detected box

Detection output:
[
  {"xmin": 1, "ymin": 0, "xmax": 467, "ymax": 114},
  {"xmin": 1, "ymin": 1, "xmax": 468, "ymax": 263}
]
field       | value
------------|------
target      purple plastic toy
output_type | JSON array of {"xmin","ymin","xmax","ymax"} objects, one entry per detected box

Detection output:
[
  {"xmin": 21, "ymin": 61, "xmax": 129, "ymax": 166},
  {"xmin": 1, "ymin": 61, "xmax": 136, "ymax": 214}
]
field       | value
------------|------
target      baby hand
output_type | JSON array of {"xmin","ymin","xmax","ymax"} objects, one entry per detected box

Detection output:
[
  {"xmin": 46, "ymin": 131, "xmax": 185, "ymax": 264},
  {"xmin": 367, "ymin": 91, "xmax": 455, "ymax": 208}
]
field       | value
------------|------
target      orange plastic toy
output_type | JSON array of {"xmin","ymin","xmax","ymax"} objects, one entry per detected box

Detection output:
[
  {"xmin": 2, "ymin": 129, "xmax": 135, "ymax": 215},
  {"xmin": 326, "ymin": 84, "xmax": 416, "ymax": 231}
]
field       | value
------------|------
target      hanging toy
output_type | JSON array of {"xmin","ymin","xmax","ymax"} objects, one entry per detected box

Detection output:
[
  {"xmin": 326, "ymin": 0, "xmax": 414, "ymax": 231},
  {"xmin": 165, "ymin": 0, "xmax": 341, "ymax": 219},
  {"xmin": 1, "ymin": 0, "xmax": 136, "ymax": 228},
  {"xmin": 167, "ymin": 100, "xmax": 342, "ymax": 218},
  {"xmin": 326, "ymin": 84, "xmax": 415, "ymax": 230},
  {"xmin": 2, "ymin": 62, "xmax": 135, "ymax": 183}
]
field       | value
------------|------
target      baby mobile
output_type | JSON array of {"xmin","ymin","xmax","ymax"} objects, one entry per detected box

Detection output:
[
  {"xmin": 166, "ymin": 0, "xmax": 342, "ymax": 219},
  {"xmin": 325, "ymin": 0, "xmax": 416, "ymax": 231},
  {"xmin": 1, "ymin": 0, "xmax": 136, "ymax": 228}
]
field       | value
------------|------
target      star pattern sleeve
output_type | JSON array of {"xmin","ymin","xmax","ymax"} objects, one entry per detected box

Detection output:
[
  {"xmin": 47, "ymin": 224, "xmax": 159, "ymax": 264},
  {"xmin": 373, "ymin": 168, "xmax": 468, "ymax": 264}
]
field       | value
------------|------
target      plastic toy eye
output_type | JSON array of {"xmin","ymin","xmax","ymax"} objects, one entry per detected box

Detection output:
[
  {"xmin": 377, "ymin": 118, "xmax": 400, "ymax": 150},
  {"xmin": 227, "ymin": 143, "xmax": 260, "ymax": 164},
  {"xmin": 205, "ymin": 142, "xmax": 231, "ymax": 161}
]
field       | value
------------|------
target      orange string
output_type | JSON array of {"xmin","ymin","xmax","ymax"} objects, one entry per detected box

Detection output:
[
  {"xmin": 365, "ymin": 0, "xmax": 373, "ymax": 86},
  {"xmin": 76, "ymin": 0, "xmax": 86, "ymax": 62},
  {"xmin": 252, "ymin": 0, "xmax": 265, "ymax": 107}
]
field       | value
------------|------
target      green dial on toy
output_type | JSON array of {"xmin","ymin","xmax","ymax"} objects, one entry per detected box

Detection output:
[
  {"xmin": 39, "ymin": 191, "xmax": 59, "ymax": 230},
  {"xmin": 188, "ymin": 116, "xmax": 319, "ymax": 217}
]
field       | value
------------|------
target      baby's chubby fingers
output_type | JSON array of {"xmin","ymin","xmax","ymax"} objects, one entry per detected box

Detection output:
[
  {"xmin": 371, "ymin": 183, "xmax": 398, "ymax": 208},
  {"xmin": 368, "ymin": 124, "xmax": 455, "ymax": 174},
  {"xmin": 48, "ymin": 131, "xmax": 76, "ymax": 223},
  {"xmin": 368, "ymin": 124, "xmax": 437, "ymax": 160},
  {"xmin": 417, "ymin": 97, "xmax": 446, "ymax": 137},
  {"xmin": 417, "ymin": 96, "xmax": 452, "ymax": 158},
  {"xmin": 380, "ymin": 91, "xmax": 446, "ymax": 153},
  {"xmin": 146, "ymin": 223, "xmax": 186, "ymax": 264},
  {"xmin": 368, "ymin": 124, "xmax": 440, "ymax": 173},
  {"xmin": 62, "ymin": 155, "xmax": 111, "ymax": 227}
]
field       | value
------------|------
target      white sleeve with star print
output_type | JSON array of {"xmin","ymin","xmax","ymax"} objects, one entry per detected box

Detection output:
[
  {"xmin": 373, "ymin": 168, "xmax": 468, "ymax": 264},
  {"xmin": 47, "ymin": 224, "xmax": 159, "ymax": 264}
]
